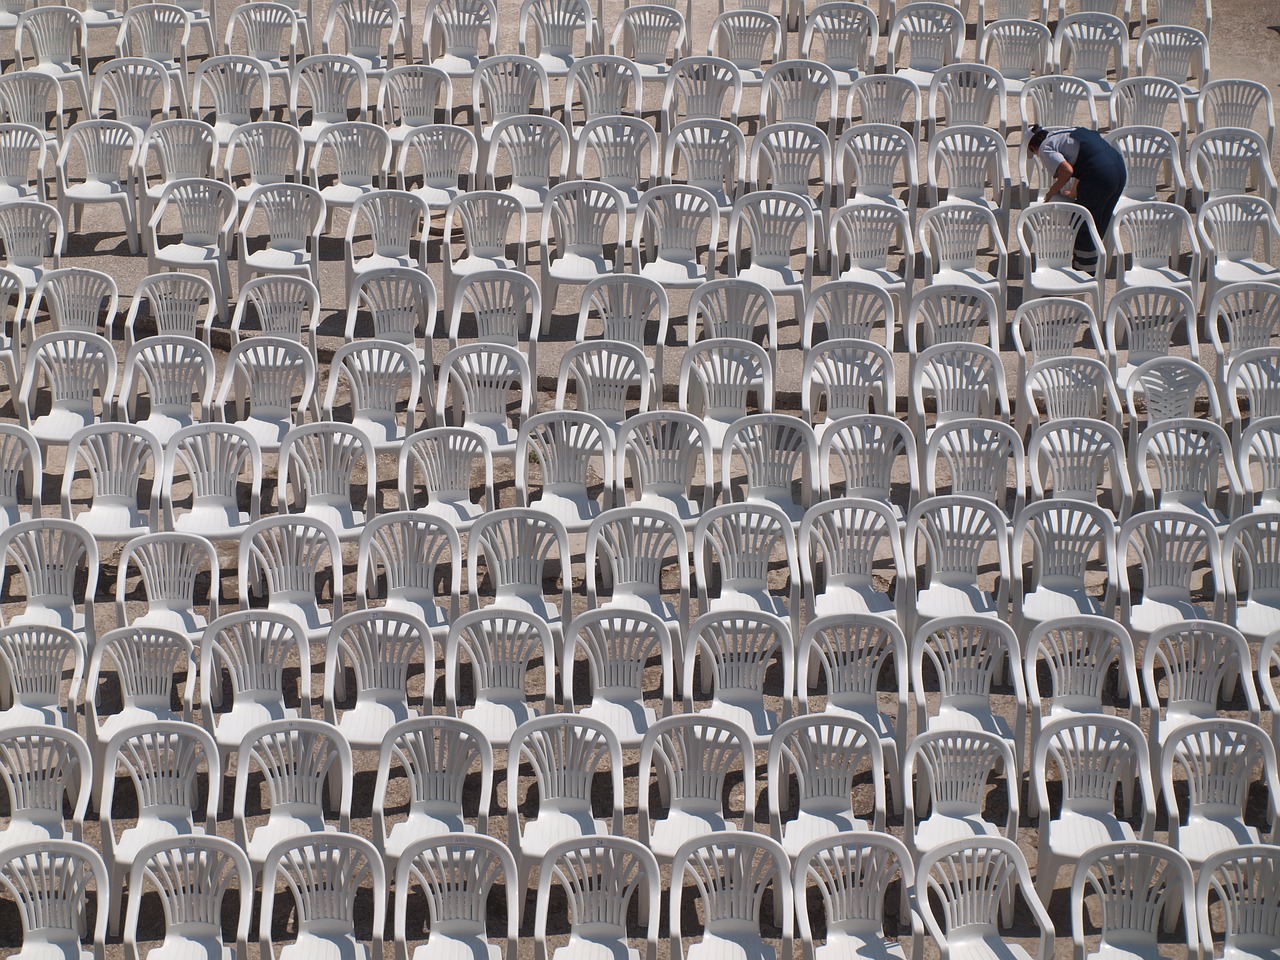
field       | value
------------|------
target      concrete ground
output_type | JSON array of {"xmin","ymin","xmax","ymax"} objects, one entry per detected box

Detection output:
[{"xmin": 1, "ymin": 0, "xmax": 1278, "ymax": 956}]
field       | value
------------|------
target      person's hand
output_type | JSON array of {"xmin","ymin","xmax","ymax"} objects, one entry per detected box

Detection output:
[{"xmin": 1058, "ymin": 182, "xmax": 1077, "ymax": 199}]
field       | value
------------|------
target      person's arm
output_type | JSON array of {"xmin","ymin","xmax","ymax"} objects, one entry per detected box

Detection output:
[{"xmin": 1044, "ymin": 159, "xmax": 1074, "ymax": 201}]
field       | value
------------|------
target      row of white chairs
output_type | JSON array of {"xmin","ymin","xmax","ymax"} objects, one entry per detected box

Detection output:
[
  {"xmin": 12, "ymin": 831, "xmax": 1275, "ymax": 960},
  {"xmin": 4, "ymin": 697, "xmax": 1276, "ymax": 916}
]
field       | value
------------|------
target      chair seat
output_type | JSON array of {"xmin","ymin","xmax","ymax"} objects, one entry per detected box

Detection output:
[
  {"xmin": 336, "ymin": 698, "xmax": 416, "ymax": 751},
  {"xmin": 1047, "ymin": 810, "xmax": 1136, "ymax": 858},
  {"xmin": 1177, "ymin": 816, "xmax": 1260, "ymax": 866}
]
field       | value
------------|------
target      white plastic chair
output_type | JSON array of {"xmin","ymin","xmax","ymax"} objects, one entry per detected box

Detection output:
[
  {"xmin": 214, "ymin": 336, "xmax": 317, "ymax": 456},
  {"xmin": 534, "ymin": 836, "xmax": 661, "ymax": 960},
  {"xmin": 396, "ymin": 425, "xmax": 494, "ymax": 532},
  {"xmin": 190, "ymin": 55, "xmax": 271, "ymax": 146},
  {"xmin": 845, "ymin": 74, "xmax": 922, "ymax": 131},
  {"xmin": 719, "ymin": 413, "xmax": 816, "ymax": 526},
  {"xmin": 748, "ymin": 124, "xmax": 833, "ymax": 254},
  {"xmin": 0, "ymin": 198, "xmax": 64, "ymax": 295},
  {"xmin": 0, "ymin": 725, "xmax": 89, "ymax": 852},
  {"xmin": 1119, "ymin": 510, "xmax": 1225, "ymax": 644},
  {"xmin": 1238, "ymin": 417, "xmax": 1280, "ymax": 516},
  {"xmin": 1141, "ymin": 621, "xmax": 1259, "ymax": 752},
  {"xmin": 434, "ymin": 342, "xmax": 533, "ymax": 466},
  {"xmin": 0, "ymin": 423, "xmax": 40, "ymax": 526},
  {"xmin": 614, "ymin": 409, "xmax": 712, "ymax": 528},
  {"xmin": 1106, "ymin": 126, "xmax": 1187, "ymax": 222},
  {"xmin": 1109, "ymin": 200, "xmax": 1200, "ymax": 307},
  {"xmin": 321, "ymin": 0, "xmax": 401, "ymax": 84},
  {"xmin": 90, "ymin": 56, "xmax": 171, "ymax": 133},
  {"xmin": 0, "ymin": 517, "xmax": 98, "ymax": 652},
  {"xmin": 904, "ymin": 729, "xmax": 1018, "ymax": 883},
  {"xmin": 516, "ymin": 410, "xmax": 612, "ymax": 533},
  {"xmin": 134, "ymin": 120, "xmax": 216, "ymax": 237},
  {"xmin": 1012, "ymin": 296, "xmax": 1106, "ymax": 400},
  {"xmin": 1227, "ymin": 342, "xmax": 1280, "ymax": 427},
  {"xmin": 1012, "ymin": 499, "xmax": 1118, "ymax": 641},
  {"xmin": 259, "ymin": 832, "xmax": 384, "ymax": 960},
  {"xmin": 1162, "ymin": 719, "xmax": 1280, "ymax": 869},
  {"xmin": 443, "ymin": 607, "xmax": 555, "ymax": 748},
  {"xmin": 420, "ymin": 0, "xmax": 497, "ymax": 79},
  {"xmin": 1224, "ymin": 513, "xmax": 1280, "ymax": 645},
  {"xmin": 687, "ymin": 278, "xmax": 778, "ymax": 375},
  {"xmin": 802, "ymin": 340, "xmax": 896, "ymax": 444},
  {"xmin": 637, "ymin": 713, "xmax": 756, "ymax": 861},
  {"xmin": 726, "ymin": 191, "xmax": 815, "ymax": 321},
  {"xmin": 344, "ymin": 266, "xmax": 436, "ymax": 358},
  {"xmin": 1021, "ymin": 356, "xmax": 1123, "ymax": 436},
  {"xmin": 886, "ymin": 2, "xmax": 964, "ymax": 91},
  {"xmin": 223, "ymin": 2, "xmax": 298, "ymax": 99},
  {"xmin": 343, "ymin": 190, "xmax": 429, "ymax": 299},
  {"xmin": 609, "ymin": 5, "xmax": 685, "ymax": 80},
  {"xmin": 1135, "ymin": 24, "xmax": 1208, "ymax": 106},
  {"xmin": 276, "ymin": 421, "xmax": 375, "ymax": 541},
  {"xmin": 379, "ymin": 64, "xmax": 452, "ymax": 157},
  {"xmin": 828, "ymin": 203, "xmax": 913, "ymax": 322},
  {"xmin": 554, "ymin": 340, "xmax": 653, "ymax": 434},
  {"xmin": 539, "ymin": 179, "xmax": 626, "ymax": 334},
  {"xmin": 0, "ymin": 122, "xmax": 47, "ymax": 206},
  {"xmin": 916, "ymin": 838, "xmax": 1053, "ymax": 960},
  {"xmin": 671, "ymin": 832, "xmax": 792, "ymax": 960},
  {"xmin": 0, "ymin": 623, "xmax": 84, "ymax": 734},
  {"xmin": 1189, "ymin": 128, "xmax": 1278, "ymax": 210},
  {"xmin": 289, "ymin": 53, "xmax": 369, "ymax": 152},
  {"xmin": 660, "ymin": 55, "xmax": 743, "ymax": 136},
  {"xmin": 800, "ymin": 1, "xmax": 878, "ymax": 90},
  {"xmin": 99, "ymin": 721, "xmax": 218, "ymax": 934},
  {"xmin": 85, "ymin": 638, "xmax": 194, "ymax": 807},
  {"xmin": 0, "ymin": 73, "xmax": 64, "ymax": 152},
  {"xmin": 1133, "ymin": 418, "xmax": 1240, "ymax": 528},
  {"xmin": 564, "ymin": 54, "xmax": 643, "ymax": 125},
  {"xmin": 123, "ymin": 836, "xmax": 252, "ymax": 960},
  {"xmin": 573, "ymin": 117, "xmax": 658, "ymax": 218},
  {"xmin": 1024, "ymin": 615, "xmax": 1141, "ymax": 777},
  {"xmin": 801, "ymin": 279, "xmax": 893, "ymax": 353},
  {"xmin": 197, "ymin": 609, "xmax": 310, "ymax": 771},
  {"xmin": 928, "ymin": 123, "xmax": 1013, "ymax": 237},
  {"xmin": 236, "ymin": 182, "xmax": 325, "ymax": 290},
  {"xmin": 632, "ymin": 183, "xmax": 721, "ymax": 292},
  {"xmin": 705, "ymin": 9, "xmax": 782, "ymax": 91},
  {"xmin": 977, "ymin": 18, "xmax": 1050, "ymax": 98},
  {"xmin": 1210, "ymin": 281, "xmax": 1280, "ymax": 396},
  {"xmin": 911, "ymin": 615, "xmax": 1027, "ymax": 773},
  {"xmin": 0, "ymin": 839, "xmax": 108, "ymax": 960},
  {"xmin": 683, "ymin": 609, "xmax": 794, "ymax": 746},
  {"xmin": 471, "ymin": 53, "xmax": 549, "ymax": 172},
  {"xmin": 113, "ymin": 532, "xmax": 217, "ymax": 641},
  {"xmin": 1198, "ymin": 77, "xmax": 1274, "ymax": 153},
  {"xmin": 1109, "ymin": 78, "xmax": 1186, "ymax": 145},
  {"xmin": 922, "ymin": 419, "xmax": 1024, "ymax": 526},
  {"xmin": 663, "ymin": 99, "xmax": 747, "ymax": 208},
  {"xmin": 1017, "ymin": 202, "xmax": 1106, "ymax": 320},
  {"xmin": 760, "ymin": 58, "xmax": 838, "ymax": 131},
  {"xmin": 1051, "ymin": 11, "xmax": 1128, "ymax": 103},
  {"xmin": 1197, "ymin": 196, "xmax": 1280, "ymax": 309},
  {"xmin": 13, "ymin": 7, "xmax": 90, "ymax": 117},
  {"xmin": 1032, "ymin": 714, "xmax": 1156, "ymax": 903},
  {"xmin": 440, "ymin": 190, "xmax": 527, "ymax": 315},
  {"xmin": 394, "ymin": 833, "xmax": 516, "ymax": 960},
  {"xmin": 1108, "ymin": 295, "xmax": 1201, "ymax": 412},
  {"xmin": 519, "ymin": 0, "xmax": 596, "ymax": 79},
  {"xmin": 17, "ymin": 330, "xmax": 116, "ymax": 454},
  {"xmin": 238, "ymin": 514, "xmax": 343, "ymax": 645},
  {"xmin": 1069, "ymin": 842, "xmax": 1197, "ymax": 960},
  {"xmin": 678, "ymin": 339, "xmax": 775, "ymax": 457},
  {"xmin": 372, "ymin": 716, "xmax": 493, "ymax": 867},
  {"xmin": 114, "ymin": 335, "xmax": 212, "ymax": 445},
  {"xmin": 52, "ymin": 119, "xmax": 136, "ymax": 256},
  {"xmin": 767, "ymin": 713, "xmax": 885, "ymax": 857},
  {"xmin": 467, "ymin": 505, "xmax": 571, "ymax": 650},
  {"xmin": 448, "ymin": 268, "xmax": 541, "ymax": 378},
  {"xmin": 793, "ymin": 832, "xmax": 914, "ymax": 960},
  {"xmin": 916, "ymin": 207, "xmax": 1008, "ymax": 334},
  {"xmin": 818, "ymin": 415, "xmax": 918, "ymax": 517},
  {"xmin": 906, "ymin": 284, "xmax": 1002, "ymax": 360},
  {"xmin": 307, "ymin": 120, "xmax": 390, "ymax": 232},
  {"xmin": 24, "ymin": 267, "xmax": 117, "ymax": 337},
  {"xmin": 323, "ymin": 609, "xmax": 433, "ymax": 752},
  {"xmin": 227, "ymin": 275, "xmax": 317, "ymax": 352},
  {"xmin": 833, "ymin": 122, "xmax": 918, "ymax": 216},
  {"xmin": 221, "ymin": 121, "xmax": 304, "ymax": 209},
  {"xmin": 693, "ymin": 501, "xmax": 799, "ymax": 633},
  {"xmin": 796, "ymin": 613, "xmax": 908, "ymax": 815},
  {"xmin": 145, "ymin": 178, "xmax": 236, "ymax": 324},
  {"xmin": 355, "ymin": 510, "xmax": 459, "ymax": 649},
  {"xmin": 562, "ymin": 607, "xmax": 673, "ymax": 748},
  {"xmin": 324, "ymin": 339, "xmax": 422, "ymax": 451},
  {"xmin": 909, "ymin": 343, "xmax": 1011, "ymax": 453},
  {"xmin": 162, "ymin": 422, "xmax": 262, "ymax": 543},
  {"xmin": 1196, "ymin": 845, "xmax": 1280, "ymax": 960},
  {"xmin": 927, "ymin": 63, "xmax": 1006, "ymax": 142},
  {"xmin": 234, "ymin": 719, "xmax": 353, "ymax": 871},
  {"xmin": 507, "ymin": 713, "xmax": 623, "ymax": 892}
]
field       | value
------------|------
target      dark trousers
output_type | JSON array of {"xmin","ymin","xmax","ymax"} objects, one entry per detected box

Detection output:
[{"xmin": 1070, "ymin": 127, "xmax": 1127, "ymax": 269}]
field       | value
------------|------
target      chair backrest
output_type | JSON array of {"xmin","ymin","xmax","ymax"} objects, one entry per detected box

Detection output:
[{"xmin": 1070, "ymin": 842, "xmax": 1197, "ymax": 957}]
